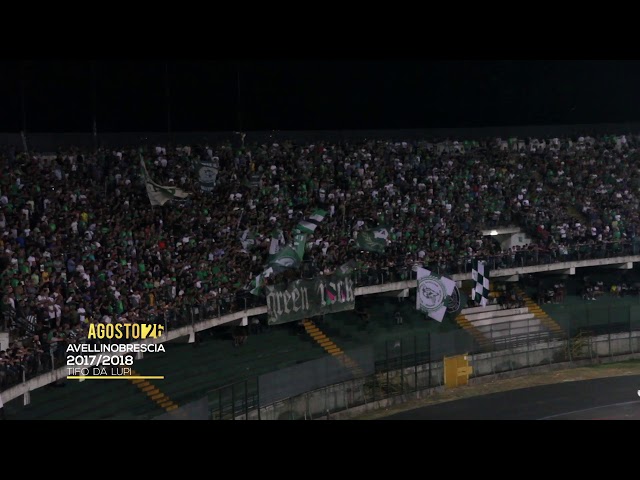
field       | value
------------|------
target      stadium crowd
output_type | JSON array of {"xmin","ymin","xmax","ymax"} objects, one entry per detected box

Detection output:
[{"xmin": 1, "ymin": 132, "xmax": 640, "ymax": 389}]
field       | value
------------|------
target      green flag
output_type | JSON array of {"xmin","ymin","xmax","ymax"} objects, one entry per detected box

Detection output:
[
  {"xmin": 337, "ymin": 259, "xmax": 357, "ymax": 275},
  {"xmin": 292, "ymin": 232, "xmax": 308, "ymax": 260},
  {"xmin": 250, "ymin": 267, "xmax": 274, "ymax": 296},
  {"xmin": 268, "ymin": 246, "xmax": 301, "ymax": 271},
  {"xmin": 356, "ymin": 226, "xmax": 390, "ymax": 253},
  {"xmin": 297, "ymin": 209, "xmax": 327, "ymax": 234}
]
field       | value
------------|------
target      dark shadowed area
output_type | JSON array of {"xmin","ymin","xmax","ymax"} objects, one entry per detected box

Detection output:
[{"xmin": 1, "ymin": 60, "xmax": 640, "ymax": 132}]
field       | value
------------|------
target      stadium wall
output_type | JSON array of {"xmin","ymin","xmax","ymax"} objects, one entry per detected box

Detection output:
[
  {"xmin": 2, "ymin": 253, "xmax": 640, "ymax": 406},
  {"xmin": 2, "ymin": 122, "xmax": 640, "ymax": 151},
  {"xmin": 237, "ymin": 330, "xmax": 640, "ymax": 420}
]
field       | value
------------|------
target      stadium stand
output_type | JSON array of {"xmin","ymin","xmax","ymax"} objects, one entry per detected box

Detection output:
[{"xmin": 2, "ymin": 132, "xmax": 640, "ymax": 394}]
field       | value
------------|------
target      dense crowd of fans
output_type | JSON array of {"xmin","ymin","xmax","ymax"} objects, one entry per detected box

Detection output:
[{"xmin": 2, "ymin": 132, "xmax": 640, "ymax": 389}]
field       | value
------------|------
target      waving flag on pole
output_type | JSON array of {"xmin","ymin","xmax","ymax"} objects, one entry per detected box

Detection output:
[
  {"xmin": 250, "ymin": 267, "xmax": 274, "ymax": 296},
  {"xmin": 337, "ymin": 259, "xmax": 357, "ymax": 275},
  {"xmin": 356, "ymin": 226, "xmax": 390, "ymax": 253},
  {"xmin": 140, "ymin": 156, "xmax": 191, "ymax": 206},
  {"xmin": 471, "ymin": 260, "xmax": 491, "ymax": 306},
  {"xmin": 297, "ymin": 209, "xmax": 327, "ymax": 234},
  {"xmin": 268, "ymin": 229, "xmax": 286, "ymax": 255},
  {"xmin": 292, "ymin": 231, "xmax": 308, "ymax": 260},
  {"xmin": 239, "ymin": 229, "xmax": 257, "ymax": 252},
  {"xmin": 268, "ymin": 246, "xmax": 301, "ymax": 271}
]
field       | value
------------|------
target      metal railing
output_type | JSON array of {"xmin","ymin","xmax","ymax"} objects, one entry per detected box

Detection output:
[
  {"xmin": 3, "ymin": 238, "xmax": 640, "ymax": 393},
  {"xmin": 204, "ymin": 310, "xmax": 640, "ymax": 420}
]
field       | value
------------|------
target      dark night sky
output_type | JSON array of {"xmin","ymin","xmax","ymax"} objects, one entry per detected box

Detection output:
[{"xmin": 2, "ymin": 60, "xmax": 640, "ymax": 132}]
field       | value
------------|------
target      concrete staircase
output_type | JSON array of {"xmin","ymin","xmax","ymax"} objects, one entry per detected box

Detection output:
[
  {"xmin": 566, "ymin": 205, "xmax": 589, "ymax": 228},
  {"xmin": 454, "ymin": 310, "xmax": 489, "ymax": 346},
  {"xmin": 303, "ymin": 319, "xmax": 364, "ymax": 377},
  {"xmin": 128, "ymin": 369, "xmax": 179, "ymax": 412},
  {"xmin": 513, "ymin": 286, "xmax": 565, "ymax": 337},
  {"xmin": 455, "ymin": 301, "xmax": 560, "ymax": 350}
]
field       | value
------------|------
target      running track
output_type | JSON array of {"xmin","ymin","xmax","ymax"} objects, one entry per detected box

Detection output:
[{"xmin": 382, "ymin": 375, "xmax": 640, "ymax": 420}]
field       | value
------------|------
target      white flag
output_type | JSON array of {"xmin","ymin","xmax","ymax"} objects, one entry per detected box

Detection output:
[
  {"xmin": 416, "ymin": 267, "xmax": 455, "ymax": 322},
  {"xmin": 140, "ymin": 157, "xmax": 191, "ymax": 206},
  {"xmin": 268, "ymin": 230, "xmax": 285, "ymax": 255},
  {"xmin": 240, "ymin": 229, "xmax": 256, "ymax": 252}
]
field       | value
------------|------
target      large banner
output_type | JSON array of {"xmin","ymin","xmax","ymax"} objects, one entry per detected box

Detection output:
[
  {"xmin": 445, "ymin": 286, "xmax": 467, "ymax": 320},
  {"xmin": 266, "ymin": 273, "xmax": 356, "ymax": 325},
  {"xmin": 416, "ymin": 267, "xmax": 456, "ymax": 322}
]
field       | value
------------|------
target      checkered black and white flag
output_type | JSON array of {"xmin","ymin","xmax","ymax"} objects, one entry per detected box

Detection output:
[{"xmin": 471, "ymin": 260, "xmax": 490, "ymax": 306}]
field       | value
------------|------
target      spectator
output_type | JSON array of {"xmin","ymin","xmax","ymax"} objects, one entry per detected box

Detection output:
[{"xmin": 1, "ymin": 133, "xmax": 640, "ymax": 391}]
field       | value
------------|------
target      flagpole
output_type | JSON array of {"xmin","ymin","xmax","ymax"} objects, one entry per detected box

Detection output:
[{"xmin": 236, "ymin": 208, "xmax": 244, "ymax": 231}]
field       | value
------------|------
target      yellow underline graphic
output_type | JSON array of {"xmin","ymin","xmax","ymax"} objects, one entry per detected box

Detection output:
[{"xmin": 67, "ymin": 376, "xmax": 165, "ymax": 380}]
